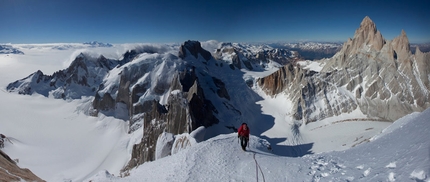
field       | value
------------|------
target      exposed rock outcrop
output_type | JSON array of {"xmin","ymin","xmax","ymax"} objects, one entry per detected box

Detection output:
[
  {"xmin": 155, "ymin": 132, "xmax": 175, "ymax": 160},
  {"xmin": 259, "ymin": 64, "xmax": 357, "ymax": 123},
  {"xmin": 179, "ymin": 40, "xmax": 212, "ymax": 61},
  {"xmin": 171, "ymin": 133, "xmax": 197, "ymax": 155},
  {"xmin": 0, "ymin": 150, "xmax": 45, "ymax": 182}
]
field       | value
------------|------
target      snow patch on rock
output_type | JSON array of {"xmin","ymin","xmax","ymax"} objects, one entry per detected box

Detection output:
[{"xmin": 155, "ymin": 132, "xmax": 175, "ymax": 160}]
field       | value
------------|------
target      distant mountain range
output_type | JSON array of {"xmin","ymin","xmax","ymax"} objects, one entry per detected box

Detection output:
[
  {"xmin": 269, "ymin": 42, "xmax": 343, "ymax": 60},
  {"xmin": 0, "ymin": 45, "xmax": 24, "ymax": 55},
  {"xmin": 83, "ymin": 41, "xmax": 113, "ymax": 47}
]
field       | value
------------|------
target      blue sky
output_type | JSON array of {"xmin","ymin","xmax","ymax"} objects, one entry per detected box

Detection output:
[{"xmin": 1, "ymin": 0, "xmax": 429, "ymax": 43}]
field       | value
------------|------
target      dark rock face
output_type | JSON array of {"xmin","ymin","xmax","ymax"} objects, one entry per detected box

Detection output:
[
  {"xmin": 187, "ymin": 82, "xmax": 219, "ymax": 130},
  {"xmin": 213, "ymin": 77, "xmax": 230, "ymax": 100},
  {"xmin": 232, "ymin": 54, "xmax": 242, "ymax": 69},
  {"xmin": 179, "ymin": 40, "xmax": 212, "ymax": 61},
  {"xmin": 92, "ymin": 92, "xmax": 115, "ymax": 113}
]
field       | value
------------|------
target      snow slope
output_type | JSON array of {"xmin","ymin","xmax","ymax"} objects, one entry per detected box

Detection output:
[
  {"xmin": 0, "ymin": 45, "xmax": 137, "ymax": 181},
  {"xmin": 89, "ymin": 109, "xmax": 430, "ymax": 182},
  {"xmin": 0, "ymin": 94, "xmax": 131, "ymax": 181}
]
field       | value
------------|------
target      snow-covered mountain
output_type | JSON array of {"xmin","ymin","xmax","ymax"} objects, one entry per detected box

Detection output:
[
  {"xmin": 7, "ymin": 53, "xmax": 120, "ymax": 99},
  {"xmin": 83, "ymin": 41, "xmax": 113, "ymax": 47},
  {"xmin": 270, "ymin": 41, "xmax": 342, "ymax": 60},
  {"xmin": 258, "ymin": 16, "xmax": 430, "ymax": 124},
  {"xmin": 0, "ymin": 45, "xmax": 24, "ymax": 54},
  {"xmin": 211, "ymin": 41, "xmax": 299, "ymax": 67}
]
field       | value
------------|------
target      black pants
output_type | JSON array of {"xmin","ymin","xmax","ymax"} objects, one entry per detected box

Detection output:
[{"xmin": 240, "ymin": 136, "xmax": 248, "ymax": 149}]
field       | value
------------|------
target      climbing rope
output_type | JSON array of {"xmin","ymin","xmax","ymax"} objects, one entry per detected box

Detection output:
[{"xmin": 253, "ymin": 153, "xmax": 265, "ymax": 182}]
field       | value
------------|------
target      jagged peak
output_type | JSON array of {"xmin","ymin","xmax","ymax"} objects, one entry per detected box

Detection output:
[
  {"xmin": 336, "ymin": 16, "xmax": 385, "ymax": 55},
  {"xmin": 397, "ymin": 30, "xmax": 409, "ymax": 42},
  {"xmin": 393, "ymin": 29, "xmax": 410, "ymax": 46},
  {"xmin": 97, "ymin": 54, "xmax": 106, "ymax": 60},
  {"xmin": 221, "ymin": 42, "xmax": 233, "ymax": 47},
  {"xmin": 360, "ymin": 16, "xmax": 374, "ymax": 26},
  {"xmin": 179, "ymin": 40, "xmax": 212, "ymax": 61},
  {"xmin": 358, "ymin": 16, "xmax": 377, "ymax": 32},
  {"xmin": 77, "ymin": 52, "xmax": 86, "ymax": 58},
  {"xmin": 183, "ymin": 40, "xmax": 201, "ymax": 47},
  {"xmin": 33, "ymin": 70, "xmax": 44, "ymax": 76},
  {"xmin": 415, "ymin": 46, "xmax": 422, "ymax": 55}
]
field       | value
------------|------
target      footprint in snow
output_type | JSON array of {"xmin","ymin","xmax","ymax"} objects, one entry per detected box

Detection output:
[
  {"xmin": 385, "ymin": 162, "xmax": 396, "ymax": 169},
  {"xmin": 409, "ymin": 170, "xmax": 427, "ymax": 181},
  {"xmin": 388, "ymin": 172, "xmax": 396, "ymax": 182},
  {"xmin": 345, "ymin": 176, "xmax": 355, "ymax": 182},
  {"xmin": 363, "ymin": 168, "xmax": 371, "ymax": 177}
]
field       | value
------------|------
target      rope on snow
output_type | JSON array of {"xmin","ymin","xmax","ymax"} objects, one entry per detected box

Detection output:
[{"xmin": 253, "ymin": 152, "xmax": 265, "ymax": 182}]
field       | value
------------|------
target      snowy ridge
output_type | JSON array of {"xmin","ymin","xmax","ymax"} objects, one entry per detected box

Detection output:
[
  {"xmin": 87, "ymin": 108, "xmax": 430, "ymax": 181},
  {"xmin": 6, "ymin": 53, "xmax": 119, "ymax": 99},
  {"xmin": 97, "ymin": 51, "xmax": 179, "ymax": 102}
]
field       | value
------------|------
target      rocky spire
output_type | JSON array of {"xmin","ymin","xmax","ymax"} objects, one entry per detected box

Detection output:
[
  {"xmin": 359, "ymin": 16, "xmax": 377, "ymax": 33},
  {"xmin": 351, "ymin": 16, "xmax": 385, "ymax": 52},
  {"xmin": 391, "ymin": 29, "xmax": 411, "ymax": 62},
  {"xmin": 327, "ymin": 16, "xmax": 386, "ymax": 68}
]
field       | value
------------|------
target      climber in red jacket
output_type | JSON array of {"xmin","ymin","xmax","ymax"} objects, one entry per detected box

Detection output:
[{"xmin": 237, "ymin": 123, "xmax": 250, "ymax": 151}]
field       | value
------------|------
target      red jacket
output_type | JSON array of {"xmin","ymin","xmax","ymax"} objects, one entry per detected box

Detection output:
[{"xmin": 238, "ymin": 124, "xmax": 250, "ymax": 137}]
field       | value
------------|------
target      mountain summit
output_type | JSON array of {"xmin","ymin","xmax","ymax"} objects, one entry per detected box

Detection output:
[
  {"xmin": 341, "ymin": 16, "xmax": 386, "ymax": 56},
  {"xmin": 258, "ymin": 16, "xmax": 430, "ymax": 123}
]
